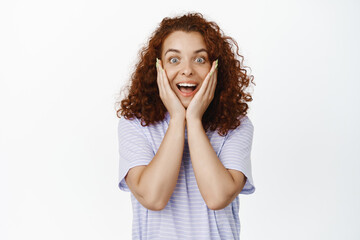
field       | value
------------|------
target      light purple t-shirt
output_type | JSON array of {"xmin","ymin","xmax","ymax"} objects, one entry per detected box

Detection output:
[{"xmin": 118, "ymin": 112, "xmax": 255, "ymax": 239}]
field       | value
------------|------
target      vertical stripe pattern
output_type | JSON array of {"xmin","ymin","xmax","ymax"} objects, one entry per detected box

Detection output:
[{"xmin": 118, "ymin": 112, "xmax": 255, "ymax": 239}]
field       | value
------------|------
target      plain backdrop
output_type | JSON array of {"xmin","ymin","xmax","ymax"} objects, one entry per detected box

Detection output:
[{"xmin": 1, "ymin": 0, "xmax": 359, "ymax": 239}]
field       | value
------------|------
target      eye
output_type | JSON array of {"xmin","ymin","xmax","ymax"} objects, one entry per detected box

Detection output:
[
  {"xmin": 195, "ymin": 57, "xmax": 205, "ymax": 64},
  {"xmin": 169, "ymin": 57, "xmax": 179, "ymax": 64}
]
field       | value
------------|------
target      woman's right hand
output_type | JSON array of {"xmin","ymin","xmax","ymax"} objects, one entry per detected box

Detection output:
[{"xmin": 156, "ymin": 58, "xmax": 186, "ymax": 121}]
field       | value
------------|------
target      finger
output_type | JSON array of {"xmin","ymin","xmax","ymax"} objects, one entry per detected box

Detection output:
[
  {"xmin": 204, "ymin": 61, "xmax": 216, "ymax": 93},
  {"xmin": 209, "ymin": 60, "xmax": 218, "ymax": 92},
  {"xmin": 207, "ymin": 68, "xmax": 218, "ymax": 99},
  {"xmin": 157, "ymin": 58, "xmax": 166, "ymax": 98},
  {"xmin": 159, "ymin": 59, "xmax": 169, "ymax": 96},
  {"xmin": 159, "ymin": 60, "xmax": 169, "ymax": 88},
  {"xmin": 156, "ymin": 59, "xmax": 162, "ymax": 90},
  {"xmin": 160, "ymin": 60, "xmax": 178, "ymax": 99},
  {"xmin": 199, "ymin": 60, "xmax": 216, "ymax": 96}
]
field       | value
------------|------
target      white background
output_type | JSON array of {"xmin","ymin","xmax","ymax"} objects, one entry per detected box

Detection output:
[{"xmin": 1, "ymin": 0, "xmax": 359, "ymax": 239}]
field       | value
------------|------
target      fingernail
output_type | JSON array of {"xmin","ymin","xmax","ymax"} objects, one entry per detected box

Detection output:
[
  {"xmin": 215, "ymin": 59, "xmax": 218, "ymax": 69},
  {"xmin": 156, "ymin": 58, "xmax": 159, "ymax": 68}
]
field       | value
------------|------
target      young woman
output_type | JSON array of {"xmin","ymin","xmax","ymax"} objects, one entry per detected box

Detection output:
[{"xmin": 116, "ymin": 12, "xmax": 255, "ymax": 239}]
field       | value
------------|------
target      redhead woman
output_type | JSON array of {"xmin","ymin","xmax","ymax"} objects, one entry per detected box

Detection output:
[{"xmin": 116, "ymin": 12, "xmax": 255, "ymax": 239}]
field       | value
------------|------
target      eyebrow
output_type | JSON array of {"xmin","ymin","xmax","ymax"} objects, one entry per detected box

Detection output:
[{"xmin": 164, "ymin": 48, "xmax": 208, "ymax": 56}]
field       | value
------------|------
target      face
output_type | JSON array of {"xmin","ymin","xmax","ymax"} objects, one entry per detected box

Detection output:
[{"xmin": 161, "ymin": 31, "xmax": 212, "ymax": 108}]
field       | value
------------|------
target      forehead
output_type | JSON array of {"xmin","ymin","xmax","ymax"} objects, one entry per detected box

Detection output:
[{"xmin": 161, "ymin": 31, "xmax": 207, "ymax": 54}]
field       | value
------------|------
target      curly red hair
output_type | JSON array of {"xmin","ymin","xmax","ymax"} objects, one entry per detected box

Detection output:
[{"xmin": 115, "ymin": 12, "xmax": 255, "ymax": 136}]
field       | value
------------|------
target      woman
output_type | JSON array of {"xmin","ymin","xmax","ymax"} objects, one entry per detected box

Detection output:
[{"xmin": 116, "ymin": 12, "xmax": 255, "ymax": 239}]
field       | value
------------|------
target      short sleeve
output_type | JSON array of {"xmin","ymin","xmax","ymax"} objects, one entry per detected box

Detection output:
[
  {"xmin": 117, "ymin": 117, "xmax": 155, "ymax": 192},
  {"xmin": 219, "ymin": 116, "xmax": 255, "ymax": 194}
]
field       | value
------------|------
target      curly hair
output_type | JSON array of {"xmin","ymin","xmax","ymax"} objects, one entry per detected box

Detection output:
[{"xmin": 115, "ymin": 12, "xmax": 255, "ymax": 136}]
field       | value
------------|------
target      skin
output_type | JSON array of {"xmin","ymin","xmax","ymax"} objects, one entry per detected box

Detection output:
[
  {"xmin": 160, "ymin": 31, "xmax": 212, "ymax": 111},
  {"xmin": 125, "ymin": 31, "xmax": 246, "ymax": 211}
]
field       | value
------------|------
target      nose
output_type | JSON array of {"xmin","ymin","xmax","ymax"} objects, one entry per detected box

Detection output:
[{"xmin": 181, "ymin": 61, "xmax": 193, "ymax": 77}]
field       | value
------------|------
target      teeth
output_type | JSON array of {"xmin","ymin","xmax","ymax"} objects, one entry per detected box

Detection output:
[{"xmin": 177, "ymin": 83, "xmax": 197, "ymax": 87}]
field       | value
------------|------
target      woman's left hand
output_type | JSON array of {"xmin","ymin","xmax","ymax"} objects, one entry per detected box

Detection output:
[{"xmin": 186, "ymin": 60, "xmax": 218, "ymax": 122}]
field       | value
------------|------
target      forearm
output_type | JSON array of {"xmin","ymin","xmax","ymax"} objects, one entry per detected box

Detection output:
[
  {"xmin": 138, "ymin": 118, "xmax": 185, "ymax": 208},
  {"xmin": 186, "ymin": 119, "xmax": 237, "ymax": 209}
]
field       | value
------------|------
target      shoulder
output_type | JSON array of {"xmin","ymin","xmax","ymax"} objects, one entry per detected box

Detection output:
[
  {"xmin": 238, "ymin": 115, "xmax": 254, "ymax": 131},
  {"xmin": 118, "ymin": 116, "xmax": 142, "ymax": 131},
  {"xmin": 118, "ymin": 114, "xmax": 169, "ymax": 133},
  {"xmin": 226, "ymin": 115, "xmax": 254, "ymax": 140}
]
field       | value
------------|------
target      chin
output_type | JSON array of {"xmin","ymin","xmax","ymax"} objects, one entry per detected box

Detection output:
[
  {"xmin": 180, "ymin": 100, "xmax": 191, "ymax": 109},
  {"xmin": 182, "ymin": 104, "xmax": 189, "ymax": 109}
]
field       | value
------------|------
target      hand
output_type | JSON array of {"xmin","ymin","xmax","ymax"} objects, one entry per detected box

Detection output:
[
  {"xmin": 186, "ymin": 60, "xmax": 218, "ymax": 122},
  {"xmin": 156, "ymin": 58, "xmax": 186, "ymax": 121}
]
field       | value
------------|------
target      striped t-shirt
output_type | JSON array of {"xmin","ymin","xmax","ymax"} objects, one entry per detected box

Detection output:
[{"xmin": 118, "ymin": 112, "xmax": 255, "ymax": 239}]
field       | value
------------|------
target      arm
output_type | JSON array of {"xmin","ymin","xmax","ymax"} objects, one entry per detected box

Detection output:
[
  {"xmin": 186, "ymin": 119, "xmax": 246, "ymax": 210},
  {"xmin": 125, "ymin": 118, "xmax": 185, "ymax": 211},
  {"xmin": 125, "ymin": 59, "xmax": 186, "ymax": 211},
  {"xmin": 185, "ymin": 60, "xmax": 246, "ymax": 210}
]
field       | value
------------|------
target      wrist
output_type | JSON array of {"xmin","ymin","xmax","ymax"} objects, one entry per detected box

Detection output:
[
  {"xmin": 185, "ymin": 109, "xmax": 203, "ymax": 123},
  {"xmin": 169, "ymin": 116, "xmax": 186, "ymax": 127},
  {"xmin": 169, "ymin": 110, "xmax": 185, "ymax": 121},
  {"xmin": 186, "ymin": 117, "xmax": 203, "ymax": 128}
]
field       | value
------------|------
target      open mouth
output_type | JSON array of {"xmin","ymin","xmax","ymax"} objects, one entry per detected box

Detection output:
[{"xmin": 176, "ymin": 83, "xmax": 198, "ymax": 94}]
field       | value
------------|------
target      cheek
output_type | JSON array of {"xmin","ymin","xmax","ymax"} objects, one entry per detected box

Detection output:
[
  {"xmin": 198, "ymin": 68, "xmax": 211, "ymax": 81},
  {"xmin": 164, "ymin": 68, "xmax": 177, "ymax": 82}
]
